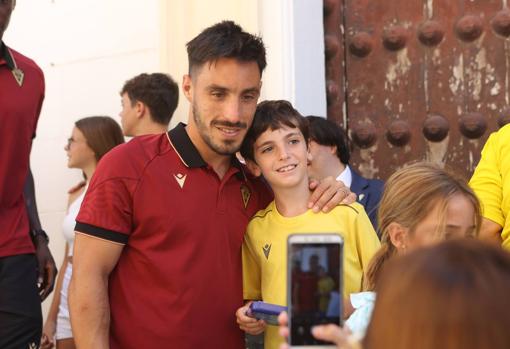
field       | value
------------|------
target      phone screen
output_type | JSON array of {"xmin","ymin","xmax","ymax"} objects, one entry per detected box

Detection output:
[{"xmin": 288, "ymin": 241, "xmax": 342, "ymax": 346}]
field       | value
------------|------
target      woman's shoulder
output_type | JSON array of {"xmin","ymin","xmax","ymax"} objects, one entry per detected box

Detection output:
[{"xmin": 67, "ymin": 180, "xmax": 87, "ymax": 205}]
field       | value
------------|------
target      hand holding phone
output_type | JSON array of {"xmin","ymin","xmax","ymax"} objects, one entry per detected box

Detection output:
[{"xmin": 236, "ymin": 302, "xmax": 266, "ymax": 335}]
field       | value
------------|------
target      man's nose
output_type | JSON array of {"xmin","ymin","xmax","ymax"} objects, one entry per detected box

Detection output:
[{"xmin": 223, "ymin": 99, "xmax": 241, "ymax": 124}]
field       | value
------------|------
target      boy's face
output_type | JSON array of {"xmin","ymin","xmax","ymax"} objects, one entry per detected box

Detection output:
[{"xmin": 248, "ymin": 125, "xmax": 311, "ymax": 190}]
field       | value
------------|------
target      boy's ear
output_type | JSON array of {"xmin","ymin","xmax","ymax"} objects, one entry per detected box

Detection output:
[
  {"xmin": 245, "ymin": 159, "xmax": 262, "ymax": 177},
  {"xmin": 135, "ymin": 101, "xmax": 146, "ymax": 119},
  {"xmin": 387, "ymin": 222, "xmax": 409, "ymax": 252},
  {"xmin": 307, "ymin": 147, "xmax": 313, "ymax": 165},
  {"xmin": 330, "ymin": 145, "xmax": 338, "ymax": 156}
]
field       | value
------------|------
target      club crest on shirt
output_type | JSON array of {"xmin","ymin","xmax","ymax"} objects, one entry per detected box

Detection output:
[
  {"xmin": 262, "ymin": 243, "xmax": 272, "ymax": 260},
  {"xmin": 12, "ymin": 68, "xmax": 24, "ymax": 87},
  {"xmin": 241, "ymin": 184, "xmax": 251, "ymax": 209},
  {"xmin": 174, "ymin": 173, "xmax": 187, "ymax": 188}
]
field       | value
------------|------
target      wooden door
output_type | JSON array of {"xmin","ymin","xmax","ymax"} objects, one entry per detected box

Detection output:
[{"xmin": 324, "ymin": 0, "xmax": 510, "ymax": 179}]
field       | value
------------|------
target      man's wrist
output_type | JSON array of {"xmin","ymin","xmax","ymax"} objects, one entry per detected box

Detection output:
[{"xmin": 31, "ymin": 228, "xmax": 50, "ymax": 245}]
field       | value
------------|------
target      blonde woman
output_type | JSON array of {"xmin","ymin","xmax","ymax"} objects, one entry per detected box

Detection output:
[{"xmin": 41, "ymin": 117, "xmax": 124, "ymax": 349}]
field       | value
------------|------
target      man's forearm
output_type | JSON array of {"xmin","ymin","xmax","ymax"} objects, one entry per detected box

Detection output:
[
  {"xmin": 24, "ymin": 168, "xmax": 42, "ymax": 230},
  {"xmin": 69, "ymin": 273, "xmax": 111, "ymax": 349}
]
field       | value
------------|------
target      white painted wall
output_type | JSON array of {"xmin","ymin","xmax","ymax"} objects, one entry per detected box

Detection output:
[
  {"xmin": 257, "ymin": 0, "xmax": 327, "ymax": 117},
  {"xmin": 4, "ymin": 0, "xmax": 160, "ymax": 317},
  {"xmin": 4, "ymin": 0, "xmax": 326, "ymax": 322}
]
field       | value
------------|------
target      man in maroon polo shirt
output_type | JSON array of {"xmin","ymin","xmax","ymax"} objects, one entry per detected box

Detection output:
[
  {"xmin": 69, "ymin": 21, "xmax": 352, "ymax": 349},
  {"xmin": 0, "ymin": 1, "xmax": 57, "ymax": 348}
]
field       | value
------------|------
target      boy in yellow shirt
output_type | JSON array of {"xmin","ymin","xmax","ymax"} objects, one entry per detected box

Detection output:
[{"xmin": 235, "ymin": 100, "xmax": 380, "ymax": 349}]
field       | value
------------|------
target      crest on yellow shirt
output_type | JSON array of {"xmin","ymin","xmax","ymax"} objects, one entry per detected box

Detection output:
[{"xmin": 241, "ymin": 184, "xmax": 251, "ymax": 209}]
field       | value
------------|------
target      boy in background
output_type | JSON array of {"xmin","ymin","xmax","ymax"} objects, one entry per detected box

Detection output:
[{"xmin": 236, "ymin": 101, "xmax": 380, "ymax": 349}]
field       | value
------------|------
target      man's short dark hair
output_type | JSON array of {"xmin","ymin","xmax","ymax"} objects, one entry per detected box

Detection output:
[
  {"xmin": 186, "ymin": 21, "xmax": 266, "ymax": 76},
  {"xmin": 240, "ymin": 100, "xmax": 308, "ymax": 163},
  {"xmin": 121, "ymin": 73, "xmax": 179, "ymax": 126},
  {"xmin": 306, "ymin": 116, "xmax": 350, "ymax": 164}
]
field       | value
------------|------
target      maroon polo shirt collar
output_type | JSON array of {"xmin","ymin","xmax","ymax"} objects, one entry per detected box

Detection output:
[
  {"xmin": 0, "ymin": 41, "xmax": 15, "ymax": 69},
  {"xmin": 168, "ymin": 122, "xmax": 248, "ymax": 181}
]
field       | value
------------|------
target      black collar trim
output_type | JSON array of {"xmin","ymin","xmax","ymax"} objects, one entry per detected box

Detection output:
[
  {"xmin": 167, "ymin": 123, "xmax": 248, "ymax": 182},
  {"xmin": 0, "ymin": 42, "xmax": 16, "ymax": 70},
  {"xmin": 167, "ymin": 123, "xmax": 207, "ymax": 168}
]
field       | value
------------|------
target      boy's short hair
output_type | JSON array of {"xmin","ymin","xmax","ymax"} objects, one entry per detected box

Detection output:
[
  {"xmin": 186, "ymin": 20, "xmax": 267, "ymax": 76},
  {"xmin": 240, "ymin": 100, "xmax": 308, "ymax": 162},
  {"xmin": 121, "ymin": 73, "xmax": 179, "ymax": 126},
  {"xmin": 306, "ymin": 115, "xmax": 350, "ymax": 164}
]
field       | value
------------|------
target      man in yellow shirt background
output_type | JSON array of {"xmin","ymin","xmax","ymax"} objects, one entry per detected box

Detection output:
[{"xmin": 470, "ymin": 124, "xmax": 510, "ymax": 249}]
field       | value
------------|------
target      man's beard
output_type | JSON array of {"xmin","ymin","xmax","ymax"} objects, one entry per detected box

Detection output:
[{"xmin": 192, "ymin": 102, "xmax": 247, "ymax": 156}]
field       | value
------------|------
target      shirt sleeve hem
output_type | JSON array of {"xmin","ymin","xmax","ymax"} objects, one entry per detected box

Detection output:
[
  {"xmin": 75, "ymin": 222, "xmax": 129, "ymax": 244},
  {"xmin": 482, "ymin": 212, "xmax": 505, "ymax": 227}
]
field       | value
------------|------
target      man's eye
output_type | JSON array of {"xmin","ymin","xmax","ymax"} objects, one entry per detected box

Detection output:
[
  {"xmin": 212, "ymin": 92, "xmax": 225, "ymax": 98},
  {"xmin": 242, "ymin": 94, "xmax": 256, "ymax": 101}
]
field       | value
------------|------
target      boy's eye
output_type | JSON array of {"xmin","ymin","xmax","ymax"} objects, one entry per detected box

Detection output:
[
  {"xmin": 261, "ymin": 146, "xmax": 273, "ymax": 154},
  {"xmin": 289, "ymin": 138, "xmax": 300, "ymax": 145}
]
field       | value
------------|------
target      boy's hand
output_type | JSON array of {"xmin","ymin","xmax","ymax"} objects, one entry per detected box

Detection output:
[
  {"xmin": 308, "ymin": 177, "xmax": 356, "ymax": 213},
  {"xmin": 236, "ymin": 301, "xmax": 266, "ymax": 335}
]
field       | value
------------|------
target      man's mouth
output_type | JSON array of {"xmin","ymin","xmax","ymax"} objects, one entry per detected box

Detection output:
[{"xmin": 217, "ymin": 126, "xmax": 241, "ymax": 136}]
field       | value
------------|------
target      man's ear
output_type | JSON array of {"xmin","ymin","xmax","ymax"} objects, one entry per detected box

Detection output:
[
  {"xmin": 307, "ymin": 147, "xmax": 313, "ymax": 165},
  {"xmin": 245, "ymin": 159, "xmax": 262, "ymax": 177},
  {"xmin": 387, "ymin": 222, "xmax": 409, "ymax": 252},
  {"xmin": 182, "ymin": 74, "xmax": 193, "ymax": 102}
]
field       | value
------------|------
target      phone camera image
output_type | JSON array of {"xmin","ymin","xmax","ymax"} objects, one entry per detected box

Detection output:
[{"xmin": 288, "ymin": 235, "xmax": 343, "ymax": 347}]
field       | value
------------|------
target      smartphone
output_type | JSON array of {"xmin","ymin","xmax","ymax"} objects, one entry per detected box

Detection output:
[
  {"xmin": 247, "ymin": 301, "xmax": 287, "ymax": 325},
  {"xmin": 287, "ymin": 234, "xmax": 343, "ymax": 348}
]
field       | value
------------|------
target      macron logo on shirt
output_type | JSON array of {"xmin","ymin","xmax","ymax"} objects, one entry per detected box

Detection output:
[
  {"xmin": 174, "ymin": 173, "xmax": 187, "ymax": 188},
  {"xmin": 262, "ymin": 244, "xmax": 272, "ymax": 260}
]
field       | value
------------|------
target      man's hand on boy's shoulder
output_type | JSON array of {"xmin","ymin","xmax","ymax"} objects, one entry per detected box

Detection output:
[{"xmin": 308, "ymin": 177, "xmax": 357, "ymax": 213}]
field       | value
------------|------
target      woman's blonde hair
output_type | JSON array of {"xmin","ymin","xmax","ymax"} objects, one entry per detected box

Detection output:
[{"xmin": 364, "ymin": 162, "xmax": 481, "ymax": 290}]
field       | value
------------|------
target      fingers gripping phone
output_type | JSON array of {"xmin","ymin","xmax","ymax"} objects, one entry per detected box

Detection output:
[{"xmin": 287, "ymin": 234, "xmax": 343, "ymax": 348}]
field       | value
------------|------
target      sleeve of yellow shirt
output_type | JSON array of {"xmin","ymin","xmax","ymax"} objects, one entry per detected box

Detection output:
[
  {"xmin": 469, "ymin": 131, "xmax": 504, "ymax": 227},
  {"xmin": 242, "ymin": 229, "xmax": 262, "ymax": 301}
]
